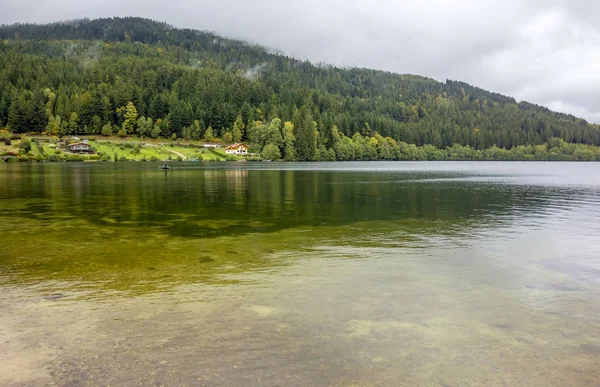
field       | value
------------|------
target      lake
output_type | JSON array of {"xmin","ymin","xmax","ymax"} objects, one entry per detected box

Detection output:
[{"xmin": 1, "ymin": 161, "xmax": 599, "ymax": 386}]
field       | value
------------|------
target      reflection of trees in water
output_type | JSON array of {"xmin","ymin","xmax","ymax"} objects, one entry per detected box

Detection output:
[{"xmin": 0, "ymin": 165, "xmax": 573, "ymax": 239}]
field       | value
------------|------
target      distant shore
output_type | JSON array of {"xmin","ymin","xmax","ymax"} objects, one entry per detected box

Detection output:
[{"xmin": 2, "ymin": 133, "xmax": 600, "ymax": 163}]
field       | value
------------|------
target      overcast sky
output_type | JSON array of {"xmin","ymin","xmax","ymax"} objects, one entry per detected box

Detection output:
[{"xmin": 3, "ymin": 0, "xmax": 600, "ymax": 122}]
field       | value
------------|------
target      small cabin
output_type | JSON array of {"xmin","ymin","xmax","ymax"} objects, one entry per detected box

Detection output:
[
  {"xmin": 68, "ymin": 142, "xmax": 92, "ymax": 153},
  {"xmin": 225, "ymin": 143, "xmax": 248, "ymax": 155},
  {"xmin": 203, "ymin": 143, "xmax": 221, "ymax": 148}
]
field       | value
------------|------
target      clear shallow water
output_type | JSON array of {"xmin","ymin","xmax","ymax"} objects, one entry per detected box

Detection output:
[{"xmin": 0, "ymin": 161, "xmax": 599, "ymax": 386}]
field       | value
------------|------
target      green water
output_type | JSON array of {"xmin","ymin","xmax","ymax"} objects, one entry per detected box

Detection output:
[{"xmin": 1, "ymin": 162, "xmax": 600, "ymax": 386}]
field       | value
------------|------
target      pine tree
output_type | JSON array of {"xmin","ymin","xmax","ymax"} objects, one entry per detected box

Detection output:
[
  {"xmin": 68, "ymin": 112, "xmax": 79, "ymax": 136},
  {"xmin": 294, "ymin": 106, "xmax": 316, "ymax": 161},
  {"xmin": 8, "ymin": 93, "xmax": 28, "ymax": 134},
  {"xmin": 121, "ymin": 102, "xmax": 138, "ymax": 134},
  {"xmin": 233, "ymin": 115, "xmax": 244, "ymax": 143},
  {"xmin": 204, "ymin": 126, "xmax": 214, "ymax": 141},
  {"xmin": 28, "ymin": 90, "xmax": 47, "ymax": 133},
  {"xmin": 283, "ymin": 121, "xmax": 296, "ymax": 161}
]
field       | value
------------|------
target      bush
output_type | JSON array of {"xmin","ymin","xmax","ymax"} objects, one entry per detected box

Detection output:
[
  {"xmin": 167, "ymin": 155, "xmax": 172, "ymax": 160},
  {"xmin": 176, "ymin": 156, "xmax": 183, "ymax": 162},
  {"xmin": 88, "ymin": 155, "xmax": 101, "ymax": 161},
  {"xmin": 101, "ymin": 124, "xmax": 112, "ymax": 136},
  {"xmin": 65, "ymin": 154, "xmax": 84, "ymax": 162},
  {"xmin": 150, "ymin": 156, "xmax": 158, "ymax": 161},
  {"xmin": 117, "ymin": 130, "xmax": 127, "ymax": 137},
  {"xmin": 88, "ymin": 136, "xmax": 96, "ymax": 141},
  {"xmin": 261, "ymin": 143, "xmax": 281, "ymax": 161},
  {"xmin": 4, "ymin": 139, "xmax": 11, "ymax": 146},
  {"xmin": 47, "ymin": 154, "xmax": 60, "ymax": 162},
  {"xmin": 131, "ymin": 144, "xmax": 141, "ymax": 154},
  {"xmin": 101, "ymin": 154, "xmax": 109, "ymax": 161},
  {"xmin": 119, "ymin": 155, "xmax": 128, "ymax": 161},
  {"xmin": 19, "ymin": 137, "xmax": 31, "ymax": 153}
]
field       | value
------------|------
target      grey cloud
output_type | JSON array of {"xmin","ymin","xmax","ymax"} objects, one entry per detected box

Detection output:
[{"xmin": 2, "ymin": 0, "xmax": 599, "ymax": 122}]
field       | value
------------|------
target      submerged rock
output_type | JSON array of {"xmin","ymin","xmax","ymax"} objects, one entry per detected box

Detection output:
[
  {"xmin": 44, "ymin": 294, "xmax": 64, "ymax": 301},
  {"xmin": 198, "ymin": 255, "xmax": 215, "ymax": 263}
]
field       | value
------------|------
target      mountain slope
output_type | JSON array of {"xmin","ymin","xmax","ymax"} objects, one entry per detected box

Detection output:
[{"xmin": 0, "ymin": 17, "xmax": 599, "ymax": 158}]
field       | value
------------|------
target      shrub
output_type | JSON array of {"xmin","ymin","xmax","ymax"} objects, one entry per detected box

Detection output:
[
  {"xmin": 19, "ymin": 137, "xmax": 31, "ymax": 153},
  {"xmin": 47, "ymin": 154, "xmax": 60, "ymax": 162},
  {"xmin": 117, "ymin": 130, "xmax": 127, "ymax": 137},
  {"xmin": 119, "ymin": 155, "xmax": 128, "ymax": 161},
  {"xmin": 261, "ymin": 143, "xmax": 281, "ymax": 161},
  {"xmin": 150, "ymin": 156, "xmax": 158, "ymax": 161},
  {"xmin": 65, "ymin": 154, "xmax": 84, "ymax": 162},
  {"xmin": 4, "ymin": 139, "xmax": 11, "ymax": 146},
  {"xmin": 101, "ymin": 124, "xmax": 112, "ymax": 136},
  {"xmin": 101, "ymin": 154, "xmax": 109, "ymax": 161},
  {"xmin": 88, "ymin": 155, "xmax": 101, "ymax": 161},
  {"xmin": 176, "ymin": 156, "xmax": 183, "ymax": 162},
  {"xmin": 167, "ymin": 155, "xmax": 172, "ymax": 160},
  {"xmin": 131, "ymin": 144, "xmax": 141, "ymax": 154},
  {"xmin": 88, "ymin": 136, "xmax": 96, "ymax": 141}
]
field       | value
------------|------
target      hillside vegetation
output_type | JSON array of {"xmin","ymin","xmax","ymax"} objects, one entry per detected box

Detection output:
[{"xmin": 1, "ymin": 17, "xmax": 600, "ymax": 161}]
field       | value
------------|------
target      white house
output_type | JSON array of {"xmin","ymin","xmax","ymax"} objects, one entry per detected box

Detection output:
[{"xmin": 225, "ymin": 143, "xmax": 249, "ymax": 155}]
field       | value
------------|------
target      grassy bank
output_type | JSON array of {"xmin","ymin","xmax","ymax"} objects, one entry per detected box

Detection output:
[{"xmin": 1, "ymin": 135, "xmax": 244, "ymax": 162}]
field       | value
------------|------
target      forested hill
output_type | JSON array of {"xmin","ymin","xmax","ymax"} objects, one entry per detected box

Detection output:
[{"xmin": 1, "ymin": 17, "xmax": 599, "ymax": 160}]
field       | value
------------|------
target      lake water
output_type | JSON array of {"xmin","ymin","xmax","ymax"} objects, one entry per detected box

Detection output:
[{"xmin": 1, "ymin": 162, "xmax": 599, "ymax": 386}]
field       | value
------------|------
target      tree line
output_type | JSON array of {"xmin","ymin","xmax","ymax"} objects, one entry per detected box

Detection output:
[{"xmin": 1, "ymin": 17, "xmax": 600, "ymax": 161}]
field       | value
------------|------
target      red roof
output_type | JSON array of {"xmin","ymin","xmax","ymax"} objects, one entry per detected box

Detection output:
[{"xmin": 225, "ymin": 143, "xmax": 248, "ymax": 150}]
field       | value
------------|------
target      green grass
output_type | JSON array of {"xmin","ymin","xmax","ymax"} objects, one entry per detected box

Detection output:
[
  {"xmin": 27, "ymin": 137, "xmax": 243, "ymax": 162},
  {"xmin": 30, "ymin": 141, "xmax": 43, "ymax": 157},
  {"xmin": 89, "ymin": 140, "xmax": 235, "ymax": 161},
  {"xmin": 206, "ymin": 148, "xmax": 230, "ymax": 160}
]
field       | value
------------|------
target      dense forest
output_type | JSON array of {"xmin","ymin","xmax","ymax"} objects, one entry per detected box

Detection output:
[{"xmin": 1, "ymin": 17, "xmax": 600, "ymax": 161}]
